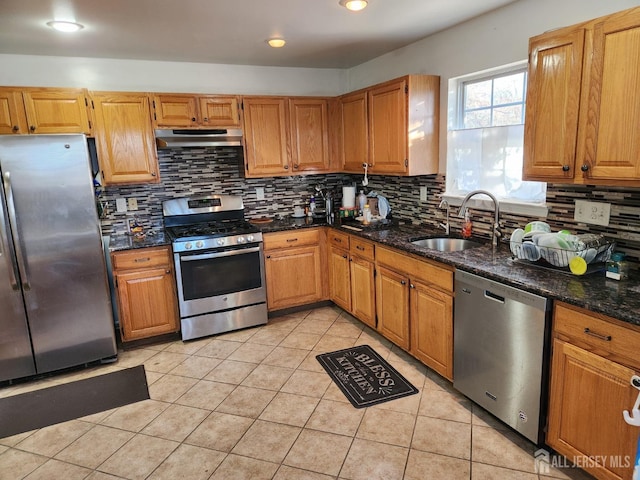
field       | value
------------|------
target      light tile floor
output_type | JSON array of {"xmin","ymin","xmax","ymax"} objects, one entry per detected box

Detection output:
[{"xmin": 0, "ymin": 305, "xmax": 595, "ymax": 480}]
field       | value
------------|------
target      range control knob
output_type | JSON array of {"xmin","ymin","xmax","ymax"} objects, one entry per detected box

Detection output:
[
  {"xmin": 185, "ymin": 242, "xmax": 193, "ymax": 250},
  {"xmin": 217, "ymin": 238, "xmax": 225, "ymax": 246},
  {"xmin": 195, "ymin": 240, "xmax": 204, "ymax": 248},
  {"xmin": 247, "ymin": 235, "xmax": 254, "ymax": 242},
  {"xmin": 237, "ymin": 236, "xmax": 246, "ymax": 244}
]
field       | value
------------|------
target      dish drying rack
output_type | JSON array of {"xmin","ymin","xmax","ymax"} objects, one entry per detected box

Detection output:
[{"xmin": 510, "ymin": 238, "xmax": 615, "ymax": 275}]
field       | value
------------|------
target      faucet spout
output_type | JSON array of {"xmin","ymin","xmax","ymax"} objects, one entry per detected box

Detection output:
[
  {"xmin": 458, "ymin": 190, "xmax": 501, "ymax": 248},
  {"xmin": 438, "ymin": 199, "xmax": 450, "ymax": 236}
]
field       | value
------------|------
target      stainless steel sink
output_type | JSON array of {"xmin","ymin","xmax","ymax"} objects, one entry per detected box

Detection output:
[{"xmin": 410, "ymin": 237, "xmax": 482, "ymax": 252}]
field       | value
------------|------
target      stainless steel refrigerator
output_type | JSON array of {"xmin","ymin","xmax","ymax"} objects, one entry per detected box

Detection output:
[{"xmin": 0, "ymin": 134, "xmax": 117, "ymax": 383}]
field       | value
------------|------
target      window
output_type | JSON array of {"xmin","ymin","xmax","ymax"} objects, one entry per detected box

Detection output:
[{"xmin": 445, "ymin": 62, "xmax": 547, "ymax": 216}]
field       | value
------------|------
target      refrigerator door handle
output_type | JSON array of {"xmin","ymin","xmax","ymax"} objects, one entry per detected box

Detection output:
[
  {"xmin": 3, "ymin": 171, "xmax": 30, "ymax": 290},
  {"xmin": 0, "ymin": 179, "xmax": 20, "ymax": 291}
]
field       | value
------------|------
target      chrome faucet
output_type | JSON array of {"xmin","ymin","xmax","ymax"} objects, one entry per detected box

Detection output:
[
  {"xmin": 438, "ymin": 199, "xmax": 450, "ymax": 235},
  {"xmin": 457, "ymin": 190, "xmax": 502, "ymax": 248}
]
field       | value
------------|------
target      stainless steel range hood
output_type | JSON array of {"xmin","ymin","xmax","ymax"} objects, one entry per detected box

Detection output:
[{"xmin": 155, "ymin": 129, "xmax": 243, "ymax": 149}]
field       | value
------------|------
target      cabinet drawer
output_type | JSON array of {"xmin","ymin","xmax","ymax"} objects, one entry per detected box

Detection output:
[
  {"xmin": 554, "ymin": 302, "xmax": 640, "ymax": 369},
  {"xmin": 112, "ymin": 246, "xmax": 172, "ymax": 271},
  {"xmin": 350, "ymin": 237, "xmax": 374, "ymax": 261},
  {"xmin": 376, "ymin": 246, "xmax": 453, "ymax": 292},
  {"xmin": 264, "ymin": 228, "xmax": 320, "ymax": 250},
  {"xmin": 328, "ymin": 230, "xmax": 350, "ymax": 249}
]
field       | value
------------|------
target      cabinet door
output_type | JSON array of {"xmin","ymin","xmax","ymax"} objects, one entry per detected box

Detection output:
[
  {"xmin": 523, "ymin": 28, "xmax": 585, "ymax": 181},
  {"xmin": 199, "ymin": 96, "xmax": 241, "ymax": 127},
  {"xmin": 329, "ymin": 246, "xmax": 351, "ymax": 312},
  {"xmin": 22, "ymin": 88, "xmax": 91, "ymax": 134},
  {"xmin": 340, "ymin": 91, "xmax": 368, "ymax": 172},
  {"xmin": 580, "ymin": 9, "xmax": 640, "ymax": 181},
  {"xmin": 410, "ymin": 280, "xmax": 453, "ymax": 380},
  {"xmin": 368, "ymin": 80, "xmax": 407, "ymax": 174},
  {"xmin": 243, "ymin": 97, "xmax": 290, "ymax": 177},
  {"xmin": 115, "ymin": 267, "xmax": 179, "ymax": 341},
  {"xmin": 92, "ymin": 92, "xmax": 160, "ymax": 185},
  {"xmin": 375, "ymin": 266, "xmax": 410, "ymax": 349},
  {"xmin": 350, "ymin": 255, "xmax": 376, "ymax": 329},
  {"xmin": 265, "ymin": 245, "xmax": 323, "ymax": 310},
  {"xmin": 152, "ymin": 94, "xmax": 199, "ymax": 127},
  {"xmin": 0, "ymin": 88, "xmax": 27, "ymax": 134},
  {"xmin": 289, "ymin": 98, "xmax": 330, "ymax": 173},
  {"xmin": 547, "ymin": 339, "xmax": 637, "ymax": 480}
]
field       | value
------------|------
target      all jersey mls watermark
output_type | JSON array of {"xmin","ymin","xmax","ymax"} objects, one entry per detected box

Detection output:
[{"xmin": 534, "ymin": 448, "xmax": 632, "ymax": 474}]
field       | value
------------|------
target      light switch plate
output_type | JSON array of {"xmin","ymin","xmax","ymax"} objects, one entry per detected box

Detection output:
[
  {"xmin": 420, "ymin": 186, "xmax": 428, "ymax": 202},
  {"xmin": 127, "ymin": 198, "xmax": 138, "ymax": 211},
  {"xmin": 256, "ymin": 187, "xmax": 265, "ymax": 201},
  {"xmin": 115, "ymin": 198, "xmax": 127, "ymax": 213},
  {"xmin": 574, "ymin": 199, "xmax": 611, "ymax": 226}
]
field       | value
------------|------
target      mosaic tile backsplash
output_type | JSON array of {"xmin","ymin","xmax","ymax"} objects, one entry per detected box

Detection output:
[{"xmin": 100, "ymin": 147, "xmax": 640, "ymax": 263}]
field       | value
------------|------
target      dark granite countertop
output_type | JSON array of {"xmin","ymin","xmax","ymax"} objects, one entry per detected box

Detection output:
[
  {"xmin": 108, "ymin": 231, "xmax": 171, "ymax": 252},
  {"xmin": 109, "ymin": 217, "xmax": 640, "ymax": 327},
  {"xmin": 254, "ymin": 218, "xmax": 640, "ymax": 327}
]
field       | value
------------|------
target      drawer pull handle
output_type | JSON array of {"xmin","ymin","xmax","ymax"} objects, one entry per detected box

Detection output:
[
  {"xmin": 584, "ymin": 327, "xmax": 612, "ymax": 342},
  {"xmin": 334, "ymin": 238, "xmax": 342, "ymax": 242},
  {"xmin": 356, "ymin": 245, "xmax": 365, "ymax": 251},
  {"xmin": 134, "ymin": 257, "xmax": 151, "ymax": 263},
  {"xmin": 286, "ymin": 238, "xmax": 298, "ymax": 243}
]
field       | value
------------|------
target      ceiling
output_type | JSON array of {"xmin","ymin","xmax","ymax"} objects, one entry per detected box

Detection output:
[{"xmin": 0, "ymin": 0, "xmax": 520, "ymax": 69}]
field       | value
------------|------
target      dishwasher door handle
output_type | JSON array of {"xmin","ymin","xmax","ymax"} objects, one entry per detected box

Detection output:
[{"xmin": 484, "ymin": 290, "xmax": 505, "ymax": 303}]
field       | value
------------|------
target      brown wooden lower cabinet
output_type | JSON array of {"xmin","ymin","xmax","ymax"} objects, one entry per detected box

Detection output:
[
  {"xmin": 375, "ymin": 265, "xmax": 410, "ymax": 350},
  {"xmin": 547, "ymin": 302, "xmax": 640, "ymax": 480},
  {"xmin": 111, "ymin": 246, "xmax": 179, "ymax": 341},
  {"xmin": 263, "ymin": 228, "xmax": 327, "ymax": 311}
]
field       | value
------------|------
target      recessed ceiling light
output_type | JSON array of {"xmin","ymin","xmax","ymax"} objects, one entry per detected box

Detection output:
[
  {"xmin": 267, "ymin": 38, "xmax": 286, "ymax": 48},
  {"xmin": 46, "ymin": 20, "xmax": 84, "ymax": 33},
  {"xmin": 339, "ymin": 0, "xmax": 368, "ymax": 12}
]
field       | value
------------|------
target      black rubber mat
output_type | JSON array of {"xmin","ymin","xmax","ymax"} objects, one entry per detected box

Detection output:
[
  {"xmin": 317, "ymin": 345, "xmax": 418, "ymax": 408},
  {"xmin": 0, "ymin": 365, "xmax": 149, "ymax": 438}
]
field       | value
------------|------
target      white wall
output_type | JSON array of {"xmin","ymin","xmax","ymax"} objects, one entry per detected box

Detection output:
[
  {"xmin": 346, "ymin": 0, "xmax": 640, "ymax": 171},
  {"xmin": 0, "ymin": 54, "xmax": 346, "ymax": 96}
]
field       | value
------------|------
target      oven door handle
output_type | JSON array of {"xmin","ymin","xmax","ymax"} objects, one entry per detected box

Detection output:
[{"xmin": 180, "ymin": 246, "xmax": 261, "ymax": 261}]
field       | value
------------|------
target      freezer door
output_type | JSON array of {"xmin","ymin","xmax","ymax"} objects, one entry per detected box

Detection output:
[
  {"xmin": 0, "ymin": 169, "xmax": 36, "ymax": 382},
  {"xmin": 0, "ymin": 135, "xmax": 116, "ymax": 375}
]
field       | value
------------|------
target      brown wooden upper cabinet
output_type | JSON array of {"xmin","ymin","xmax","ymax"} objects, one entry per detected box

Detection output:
[
  {"xmin": 91, "ymin": 92, "xmax": 160, "ymax": 185},
  {"xmin": 340, "ymin": 75, "xmax": 440, "ymax": 176},
  {"xmin": 242, "ymin": 96, "xmax": 332, "ymax": 177},
  {"xmin": 152, "ymin": 94, "xmax": 241, "ymax": 128},
  {"xmin": 0, "ymin": 87, "xmax": 92, "ymax": 135},
  {"xmin": 524, "ymin": 6, "xmax": 640, "ymax": 185}
]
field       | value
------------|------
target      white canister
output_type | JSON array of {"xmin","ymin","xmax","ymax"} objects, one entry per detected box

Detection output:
[{"xmin": 342, "ymin": 186, "xmax": 356, "ymax": 208}]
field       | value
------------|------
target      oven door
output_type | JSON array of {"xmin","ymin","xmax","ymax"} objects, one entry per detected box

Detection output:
[{"xmin": 174, "ymin": 243, "xmax": 266, "ymax": 318}]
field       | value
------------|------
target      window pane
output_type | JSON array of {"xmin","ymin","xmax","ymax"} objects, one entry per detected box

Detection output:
[
  {"xmin": 464, "ymin": 110, "xmax": 491, "ymax": 128},
  {"xmin": 493, "ymin": 105, "xmax": 523, "ymax": 126},
  {"xmin": 492, "ymin": 72, "xmax": 525, "ymax": 106},
  {"xmin": 464, "ymin": 80, "xmax": 492, "ymax": 109}
]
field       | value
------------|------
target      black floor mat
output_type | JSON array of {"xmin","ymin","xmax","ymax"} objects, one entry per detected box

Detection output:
[
  {"xmin": 316, "ymin": 345, "xmax": 419, "ymax": 408},
  {"xmin": 0, "ymin": 365, "xmax": 149, "ymax": 438}
]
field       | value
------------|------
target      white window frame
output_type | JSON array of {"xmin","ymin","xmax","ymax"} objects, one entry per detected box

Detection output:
[{"xmin": 444, "ymin": 61, "xmax": 549, "ymax": 217}]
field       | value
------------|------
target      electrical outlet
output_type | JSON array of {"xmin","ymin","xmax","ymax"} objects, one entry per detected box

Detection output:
[
  {"xmin": 127, "ymin": 198, "xmax": 138, "ymax": 211},
  {"xmin": 115, "ymin": 198, "xmax": 127, "ymax": 213},
  {"xmin": 420, "ymin": 186, "xmax": 428, "ymax": 202},
  {"xmin": 574, "ymin": 199, "xmax": 611, "ymax": 226},
  {"xmin": 255, "ymin": 187, "xmax": 265, "ymax": 201}
]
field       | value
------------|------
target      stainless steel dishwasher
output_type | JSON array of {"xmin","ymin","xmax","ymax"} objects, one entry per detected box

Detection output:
[{"xmin": 454, "ymin": 270, "xmax": 551, "ymax": 444}]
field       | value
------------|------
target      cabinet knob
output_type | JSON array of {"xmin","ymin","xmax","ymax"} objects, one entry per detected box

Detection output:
[
  {"xmin": 562, "ymin": 165, "xmax": 570, "ymax": 172},
  {"xmin": 342, "ymin": 254, "xmax": 348, "ymax": 259},
  {"xmin": 29, "ymin": 125, "xmax": 36, "ymax": 132},
  {"xmin": 12, "ymin": 125, "xmax": 19, "ymax": 132},
  {"xmin": 203, "ymin": 117, "xmax": 208, "ymax": 122},
  {"xmin": 401, "ymin": 280, "xmax": 407, "ymax": 285},
  {"xmin": 266, "ymin": 255, "xmax": 271, "ymax": 259},
  {"xmin": 410, "ymin": 284, "xmax": 415, "ymax": 289},
  {"xmin": 191, "ymin": 117, "xmax": 196, "ymax": 122},
  {"xmin": 165, "ymin": 269, "xmax": 171, "ymax": 274},
  {"xmin": 151, "ymin": 172, "xmax": 157, "ymax": 177},
  {"xmin": 293, "ymin": 164, "xmax": 299, "ymax": 169},
  {"xmin": 349, "ymin": 258, "xmax": 353, "ymax": 262},
  {"xmin": 283, "ymin": 164, "xmax": 289, "ymax": 170},
  {"xmin": 581, "ymin": 164, "xmax": 589, "ymax": 172}
]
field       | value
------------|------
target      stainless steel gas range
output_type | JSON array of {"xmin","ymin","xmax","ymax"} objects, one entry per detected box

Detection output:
[{"xmin": 163, "ymin": 195, "xmax": 267, "ymax": 340}]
